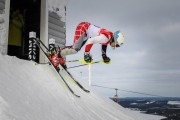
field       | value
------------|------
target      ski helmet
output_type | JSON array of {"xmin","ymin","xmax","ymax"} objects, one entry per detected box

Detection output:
[{"xmin": 114, "ymin": 31, "xmax": 125, "ymax": 47}]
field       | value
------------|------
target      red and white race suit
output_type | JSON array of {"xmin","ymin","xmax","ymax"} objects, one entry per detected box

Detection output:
[
  {"xmin": 60, "ymin": 22, "xmax": 113, "ymax": 57},
  {"xmin": 73, "ymin": 22, "xmax": 113, "ymax": 52}
]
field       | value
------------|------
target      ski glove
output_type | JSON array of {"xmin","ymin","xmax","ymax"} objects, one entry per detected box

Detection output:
[
  {"xmin": 84, "ymin": 52, "xmax": 92, "ymax": 63},
  {"xmin": 102, "ymin": 54, "xmax": 111, "ymax": 63}
]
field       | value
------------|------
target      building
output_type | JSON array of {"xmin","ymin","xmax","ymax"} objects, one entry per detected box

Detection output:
[{"xmin": 0, "ymin": 0, "xmax": 69, "ymax": 62}]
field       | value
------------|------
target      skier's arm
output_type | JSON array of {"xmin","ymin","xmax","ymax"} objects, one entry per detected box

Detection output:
[
  {"xmin": 101, "ymin": 45, "xmax": 107, "ymax": 55},
  {"xmin": 101, "ymin": 45, "xmax": 111, "ymax": 63}
]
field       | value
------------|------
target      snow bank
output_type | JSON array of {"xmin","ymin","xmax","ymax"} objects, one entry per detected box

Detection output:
[{"xmin": 0, "ymin": 54, "xmax": 165, "ymax": 120}]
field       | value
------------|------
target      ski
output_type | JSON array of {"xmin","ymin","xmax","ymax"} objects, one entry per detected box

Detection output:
[
  {"xmin": 61, "ymin": 68, "xmax": 90, "ymax": 93},
  {"xmin": 67, "ymin": 59, "xmax": 110, "ymax": 69},
  {"xmin": 67, "ymin": 59, "xmax": 111, "ymax": 64},
  {"xmin": 35, "ymin": 39, "xmax": 80, "ymax": 97},
  {"xmin": 36, "ymin": 38, "xmax": 89, "ymax": 93}
]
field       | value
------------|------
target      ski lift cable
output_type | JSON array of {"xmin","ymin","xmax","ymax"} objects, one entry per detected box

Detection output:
[{"xmin": 91, "ymin": 84, "xmax": 166, "ymax": 97}]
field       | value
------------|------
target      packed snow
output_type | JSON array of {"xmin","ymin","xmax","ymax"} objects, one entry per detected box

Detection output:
[{"xmin": 0, "ymin": 54, "xmax": 165, "ymax": 120}]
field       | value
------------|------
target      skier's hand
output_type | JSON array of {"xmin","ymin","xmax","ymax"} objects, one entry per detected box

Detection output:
[
  {"xmin": 102, "ymin": 54, "xmax": 111, "ymax": 63},
  {"xmin": 84, "ymin": 52, "xmax": 92, "ymax": 63}
]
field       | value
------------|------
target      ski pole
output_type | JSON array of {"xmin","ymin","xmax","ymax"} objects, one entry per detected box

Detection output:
[
  {"xmin": 66, "ymin": 60, "xmax": 79, "ymax": 62},
  {"xmin": 67, "ymin": 61, "xmax": 101, "ymax": 69}
]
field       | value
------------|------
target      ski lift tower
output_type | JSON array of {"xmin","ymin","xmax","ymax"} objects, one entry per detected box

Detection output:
[{"xmin": 113, "ymin": 88, "xmax": 120, "ymax": 103}]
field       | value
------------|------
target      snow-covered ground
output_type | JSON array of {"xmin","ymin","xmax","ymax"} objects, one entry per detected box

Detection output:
[{"xmin": 0, "ymin": 54, "xmax": 165, "ymax": 120}]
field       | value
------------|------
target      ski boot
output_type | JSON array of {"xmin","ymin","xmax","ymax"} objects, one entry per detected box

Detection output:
[
  {"xmin": 84, "ymin": 52, "xmax": 92, "ymax": 63},
  {"xmin": 102, "ymin": 54, "xmax": 111, "ymax": 63}
]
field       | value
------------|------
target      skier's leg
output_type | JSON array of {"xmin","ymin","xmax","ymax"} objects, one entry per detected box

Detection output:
[
  {"xmin": 60, "ymin": 33, "xmax": 86, "ymax": 57},
  {"xmin": 60, "ymin": 48, "xmax": 78, "ymax": 57},
  {"xmin": 60, "ymin": 22, "xmax": 89, "ymax": 57},
  {"xmin": 73, "ymin": 33, "xmax": 86, "ymax": 51}
]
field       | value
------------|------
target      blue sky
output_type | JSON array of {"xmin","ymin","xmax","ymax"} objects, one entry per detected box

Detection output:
[{"xmin": 65, "ymin": 0, "xmax": 180, "ymax": 97}]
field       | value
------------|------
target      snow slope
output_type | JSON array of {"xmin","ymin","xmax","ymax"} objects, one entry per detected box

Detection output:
[{"xmin": 0, "ymin": 54, "xmax": 165, "ymax": 120}]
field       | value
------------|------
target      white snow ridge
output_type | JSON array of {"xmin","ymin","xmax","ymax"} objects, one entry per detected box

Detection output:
[{"xmin": 0, "ymin": 54, "xmax": 165, "ymax": 120}]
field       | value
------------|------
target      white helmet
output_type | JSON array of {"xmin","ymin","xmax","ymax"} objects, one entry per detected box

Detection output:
[{"xmin": 114, "ymin": 31, "xmax": 125, "ymax": 47}]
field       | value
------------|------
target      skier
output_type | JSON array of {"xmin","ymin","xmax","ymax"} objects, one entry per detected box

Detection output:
[
  {"xmin": 61, "ymin": 22, "xmax": 125, "ymax": 63},
  {"xmin": 50, "ymin": 22, "xmax": 125, "ymax": 65}
]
